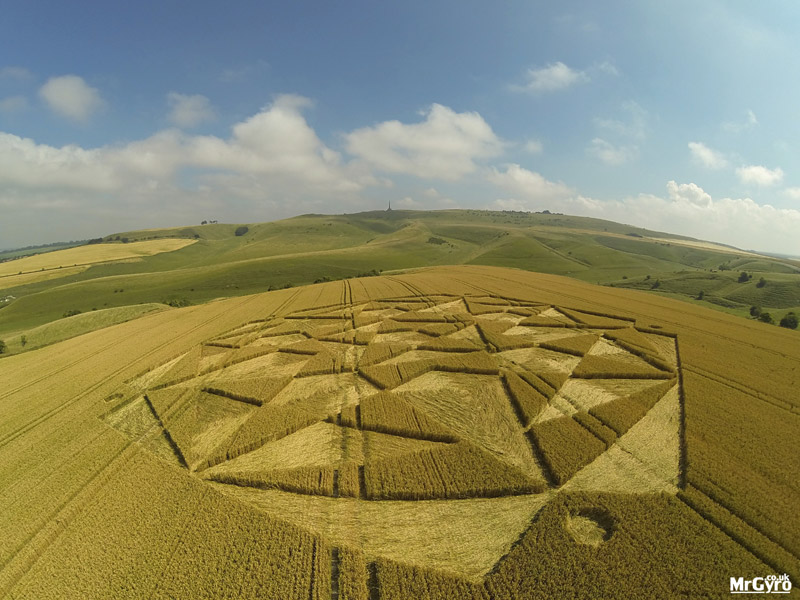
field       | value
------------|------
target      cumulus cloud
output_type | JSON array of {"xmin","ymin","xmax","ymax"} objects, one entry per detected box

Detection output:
[
  {"xmin": 688, "ymin": 141, "xmax": 728, "ymax": 169},
  {"xmin": 487, "ymin": 164, "xmax": 573, "ymax": 202},
  {"xmin": 723, "ymin": 109, "xmax": 758, "ymax": 133},
  {"xmin": 594, "ymin": 101, "xmax": 647, "ymax": 141},
  {"xmin": 487, "ymin": 177, "xmax": 800, "ymax": 255},
  {"xmin": 666, "ymin": 180, "xmax": 712, "ymax": 207},
  {"xmin": 0, "ymin": 132, "xmax": 117, "ymax": 190},
  {"xmin": 587, "ymin": 102, "xmax": 646, "ymax": 165},
  {"xmin": 167, "ymin": 92, "xmax": 215, "ymax": 128},
  {"xmin": 594, "ymin": 61, "xmax": 619, "ymax": 76},
  {"xmin": 736, "ymin": 164, "xmax": 784, "ymax": 186},
  {"xmin": 642, "ymin": 182, "xmax": 799, "ymax": 253},
  {"xmin": 38, "ymin": 75, "xmax": 104, "ymax": 122},
  {"xmin": 587, "ymin": 138, "xmax": 637, "ymax": 166},
  {"xmin": 0, "ymin": 94, "xmax": 372, "ymax": 196},
  {"xmin": 0, "ymin": 94, "xmax": 386, "ymax": 246},
  {"xmin": 523, "ymin": 139, "xmax": 543, "ymax": 154},
  {"xmin": 344, "ymin": 104, "xmax": 503, "ymax": 180},
  {"xmin": 0, "ymin": 95, "xmax": 27, "ymax": 113},
  {"xmin": 783, "ymin": 187, "xmax": 800, "ymax": 200},
  {"xmin": 514, "ymin": 62, "xmax": 589, "ymax": 93}
]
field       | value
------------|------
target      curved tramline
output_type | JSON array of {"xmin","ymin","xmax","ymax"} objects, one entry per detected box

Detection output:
[{"xmin": 2, "ymin": 266, "xmax": 797, "ymax": 600}]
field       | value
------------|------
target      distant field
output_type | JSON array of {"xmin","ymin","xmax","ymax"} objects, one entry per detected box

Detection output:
[
  {"xmin": 648, "ymin": 237, "xmax": 758, "ymax": 255},
  {"xmin": 0, "ymin": 266, "xmax": 89, "ymax": 291},
  {"xmin": 0, "ymin": 239, "xmax": 197, "ymax": 289},
  {"xmin": 0, "ymin": 241, "xmax": 85, "ymax": 262},
  {"xmin": 0, "ymin": 266, "xmax": 796, "ymax": 598}
]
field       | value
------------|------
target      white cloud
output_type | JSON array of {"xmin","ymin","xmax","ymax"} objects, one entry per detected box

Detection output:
[
  {"xmin": 488, "ymin": 164, "xmax": 573, "ymax": 201},
  {"xmin": 666, "ymin": 180, "xmax": 712, "ymax": 207},
  {"xmin": 688, "ymin": 141, "xmax": 728, "ymax": 169},
  {"xmin": 38, "ymin": 75, "xmax": 104, "ymax": 122},
  {"xmin": 594, "ymin": 61, "xmax": 619, "ymax": 76},
  {"xmin": 344, "ymin": 103, "xmax": 503, "ymax": 180},
  {"xmin": 0, "ymin": 94, "xmax": 386, "ymax": 246},
  {"xmin": 523, "ymin": 139, "xmax": 543, "ymax": 154},
  {"xmin": 594, "ymin": 101, "xmax": 647, "ymax": 140},
  {"xmin": 588, "ymin": 101, "xmax": 646, "ymax": 165},
  {"xmin": 783, "ymin": 187, "xmax": 800, "ymax": 200},
  {"xmin": 185, "ymin": 94, "xmax": 372, "ymax": 190},
  {"xmin": 488, "ymin": 178, "xmax": 800, "ymax": 255},
  {"xmin": 0, "ymin": 95, "xmax": 28, "ymax": 113},
  {"xmin": 587, "ymin": 138, "xmax": 637, "ymax": 165},
  {"xmin": 736, "ymin": 164, "xmax": 784, "ymax": 186},
  {"xmin": 167, "ymin": 92, "xmax": 215, "ymax": 128},
  {"xmin": 0, "ymin": 132, "xmax": 117, "ymax": 190},
  {"xmin": 0, "ymin": 66, "xmax": 32, "ymax": 80},
  {"xmin": 514, "ymin": 62, "xmax": 588, "ymax": 93},
  {"xmin": 396, "ymin": 196, "xmax": 421, "ymax": 209},
  {"xmin": 0, "ymin": 95, "xmax": 370, "ymax": 195},
  {"xmin": 645, "ymin": 182, "xmax": 800, "ymax": 254},
  {"xmin": 723, "ymin": 109, "xmax": 758, "ymax": 133}
]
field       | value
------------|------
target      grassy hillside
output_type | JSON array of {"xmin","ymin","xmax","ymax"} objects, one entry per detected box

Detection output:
[
  {"xmin": 0, "ymin": 304, "xmax": 169, "ymax": 356},
  {"xmin": 0, "ymin": 266, "xmax": 796, "ymax": 598},
  {"xmin": 0, "ymin": 210, "xmax": 797, "ymax": 340}
]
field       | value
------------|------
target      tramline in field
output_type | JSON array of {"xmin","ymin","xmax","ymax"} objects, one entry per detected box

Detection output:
[
  {"xmin": 102, "ymin": 290, "xmax": 682, "ymax": 582},
  {"xmin": 1, "ymin": 266, "xmax": 797, "ymax": 599}
]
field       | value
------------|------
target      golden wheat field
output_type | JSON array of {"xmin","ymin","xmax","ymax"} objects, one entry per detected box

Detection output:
[
  {"xmin": 0, "ymin": 265, "xmax": 797, "ymax": 599},
  {"xmin": 0, "ymin": 239, "xmax": 196, "ymax": 290}
]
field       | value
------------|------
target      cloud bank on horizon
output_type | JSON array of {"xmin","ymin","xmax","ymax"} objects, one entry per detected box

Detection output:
[{"xmin": 1, "ymin": 2, "xmax": 799, "ymax": 255}]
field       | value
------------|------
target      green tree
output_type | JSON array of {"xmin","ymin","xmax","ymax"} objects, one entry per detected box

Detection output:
[
  {"xmin": 756, "ymin": 277, "xmax": 767, "ymax": 288},
  {"xmin": 737, "ymin": 271, "xmax": 750, "ymax": 283},
  {"xmin": 0, "ymin": 340, "xmax": 5, "ymax": 354},
  {"xmin": 779, "ymin": 312, "xmax": 798, "ymax": 329},
  {"xmin": 696, "ymin": 290, "xmax": 705, "ymax": 300},
  {"xmin": 759, "ymin": 312, "xmax": 774, "ymax": 324},
  {"xmin": 20, "ymin": 335, "xmax": 27, "ymax": 347},
  {"xmin": 749, "ymin": 305, "xmax": 762, "ymax": 318},
  {"xmin": 235, "ymin": 226, "xmax": 249, "ymax": 236},
  {"xmin": 164, "ymin": 298, "xmax": 192, "ymax": 308}
]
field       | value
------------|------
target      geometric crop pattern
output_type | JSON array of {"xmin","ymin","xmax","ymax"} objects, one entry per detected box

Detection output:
[{"xmin": 107, "ymin": 293, "xmax": 684, "ymax": 578}]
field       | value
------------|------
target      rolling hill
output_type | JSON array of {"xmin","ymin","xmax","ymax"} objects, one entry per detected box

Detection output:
[{"xmin": 0, "ymin": 209, "xmax": 797, "ymax": 354}]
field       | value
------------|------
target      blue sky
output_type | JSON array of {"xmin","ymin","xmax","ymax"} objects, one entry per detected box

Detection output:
[{"xmin": 1, "ymin": 1, "xmax": 799, "ymax": 254}]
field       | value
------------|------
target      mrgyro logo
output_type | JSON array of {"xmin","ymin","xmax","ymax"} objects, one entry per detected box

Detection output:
[{"xmin": 730, "ymin": 574, "xmax": 792, "ymax": 594}]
